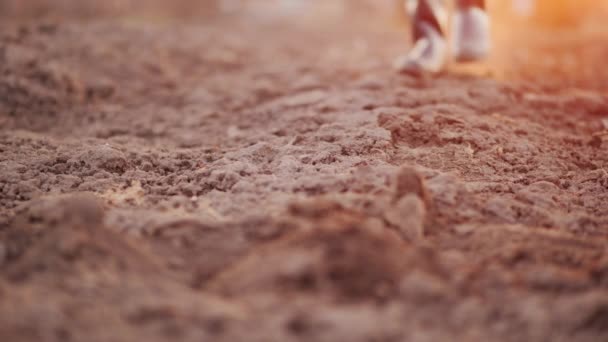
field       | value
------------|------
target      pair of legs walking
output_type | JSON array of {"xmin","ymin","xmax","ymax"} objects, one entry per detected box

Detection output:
[{"xmin": 396, "ymin": 0, "xmax": 491, "ymax": 75}]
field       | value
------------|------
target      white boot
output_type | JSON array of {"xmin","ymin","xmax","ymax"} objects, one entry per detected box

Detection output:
[
  {"xmin": 452, "ymin": 6, "xmax": 491, "ymax": 62},
  {"xmin": 395, "ymin": 22, "xmax": 448, "ymax": 75}
]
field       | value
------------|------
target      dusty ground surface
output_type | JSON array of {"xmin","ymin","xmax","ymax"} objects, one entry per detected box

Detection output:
[{"xmin": 1, "ymin": 2, "xmax": 608, "ymax": 341}]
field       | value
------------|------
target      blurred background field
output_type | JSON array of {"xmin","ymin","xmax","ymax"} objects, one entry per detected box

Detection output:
[{"xmin": 1, "ymin": 0, "xmax": 606, "ymax": 25}]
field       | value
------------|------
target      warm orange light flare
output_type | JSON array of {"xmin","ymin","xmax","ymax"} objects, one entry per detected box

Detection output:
[{"xmin": 531, "ymin": 0, "xmax": 600, "ymax": 27}]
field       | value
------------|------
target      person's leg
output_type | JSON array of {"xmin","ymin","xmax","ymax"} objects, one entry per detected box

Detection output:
[
  {"xmin": 395, "ymin": 0, "xmax": 448, "ymax": 75},
  {"xmin": 452, "ymin": 0, "xmax": 491, "ymax": 62},
  {"xmin": 456, "ymin": 0, "xmax": 485, "ymax": 9}
]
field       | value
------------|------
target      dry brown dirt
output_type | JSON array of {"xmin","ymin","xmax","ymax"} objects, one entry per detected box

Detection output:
[{"xmin": 1, "ymin": 2, "xmax": 608, "ymax": 341}]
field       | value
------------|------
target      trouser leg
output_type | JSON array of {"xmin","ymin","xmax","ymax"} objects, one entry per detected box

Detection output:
[
  {"xmin": 413, "ymin": 0, "xmax": 445, "ymax": 41},
  {"xmin": 456, "ymin": 0, "xmax": 485, "ymax": 10}
]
